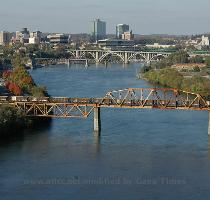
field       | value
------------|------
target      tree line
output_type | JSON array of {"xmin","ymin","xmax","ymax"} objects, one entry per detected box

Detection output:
[{"xmin": 141, "ymin": 51, "xmax": 210, "ymax": 99}]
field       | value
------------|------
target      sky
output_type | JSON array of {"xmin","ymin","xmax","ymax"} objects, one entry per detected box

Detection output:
[{"xmin": 0, "ymin": 0, "xmax": 210, "ymax": 35}]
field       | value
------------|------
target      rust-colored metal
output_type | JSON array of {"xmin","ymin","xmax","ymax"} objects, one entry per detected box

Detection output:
[{"xmin": 0, "ymin": 88, "xmax": 209, "ymax": 118}]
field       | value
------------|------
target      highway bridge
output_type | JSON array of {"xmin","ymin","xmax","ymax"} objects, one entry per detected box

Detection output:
[
  {"xmin": 67, "ymin": 50, "xmax": 172, "ymax": 64},
  {"xmin": 1, "ymin": 88, "xmax": 210, "ymax": 134},
  {"xmin": 34, "ymin": 50, "xmax": 172, "ymax": 65},
  {"xmin": 34, "ymin": 50, "xmax": 210, "ymax": 65}
]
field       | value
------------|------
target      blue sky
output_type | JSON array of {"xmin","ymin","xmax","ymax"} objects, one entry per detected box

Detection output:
[{"xmin": 0, "ymin": 0, "xmax": 210, "ymax": 35}]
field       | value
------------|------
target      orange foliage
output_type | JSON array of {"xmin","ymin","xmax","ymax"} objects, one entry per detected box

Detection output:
[
  {"xmin": 7, "ymin": 82, "xmax": 22, "ymax": 95},
  {"xmin": 2, "ymin": 70, "xmax": 12, "ymax": 79},
  {"xmin": 22, "ymin": 76, "xmax": 33, "ymax": 85}
]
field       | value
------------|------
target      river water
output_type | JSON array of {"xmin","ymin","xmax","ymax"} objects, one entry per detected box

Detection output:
[{"xmin": 1, "ymin": 63, "xmax": 210, "ymax": 200}]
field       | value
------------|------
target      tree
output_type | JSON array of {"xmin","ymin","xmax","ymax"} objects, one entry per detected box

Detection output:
[
  {"xmin": 205, "ymin": 57, "xmax": 210, "ymax": 68},
  {"xmin": 11, "ymin": 54, "xmax": 25, "ymax": 68}
]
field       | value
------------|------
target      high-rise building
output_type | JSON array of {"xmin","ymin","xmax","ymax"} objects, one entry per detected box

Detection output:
[
  {"xmin": 0, "ymin": 31, "xmax": 11, "ymax": 45},
  {"xmin": 90, "ymin": 19, "xmax": 106, "ymax": 42},
  {"xmin": 116, "ymin": 24, "xmax": 129, "ymax": 39}
]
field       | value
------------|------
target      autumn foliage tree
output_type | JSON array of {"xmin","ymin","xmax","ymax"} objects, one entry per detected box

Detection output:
[{"xmin": 3, "ymin": 66, "xmax": 45, "ymax": 97}]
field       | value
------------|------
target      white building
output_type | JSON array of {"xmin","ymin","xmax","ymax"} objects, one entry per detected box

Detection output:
[
  {"xmin": 146, "ymin": 43, "xmax": 175, "ymax": 49},
  {"xmin": 29, "ymin": 37, "xmax": 40, "ymax": 44},
  {"xmin": 121, "ymin": 31, "xmax": 134, "ymax": 41},
  {"xmin": 201, "ymin": 35, "xmax": 209, "ymax": 46},
  {"xmin": 30, "ymin": 31, "xmax": 42, "ymax": 38},
  {"xmin": 47, "ymin": 34, "xmax": 70, "ymax": 44}
]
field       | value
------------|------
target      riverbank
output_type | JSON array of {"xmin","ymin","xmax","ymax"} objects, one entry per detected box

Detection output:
[
  {"xmin": 141, "ymin": 68, "xmax": 210, "ymax": 99},
  {"xmin": 139, "ymin": 51, "xmax": 210, "ymax": 99},
  {"xmin": 0, "ymin": 66, "xmax": 51, "ymax": 140}
]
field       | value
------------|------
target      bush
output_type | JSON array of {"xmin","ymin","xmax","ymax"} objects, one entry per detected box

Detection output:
[
  {"xmin": 31, "ymin": 86, "xmax": 46, "ymax": 97},
  {"xmin": 193, "ymin": 66, "xmax": 200, "ymax": 72}
]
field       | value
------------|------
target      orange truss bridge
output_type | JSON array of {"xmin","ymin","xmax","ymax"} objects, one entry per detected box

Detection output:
[{"xmin": 1, "ymin": 88, "xmax": 210, "ymax": 133}]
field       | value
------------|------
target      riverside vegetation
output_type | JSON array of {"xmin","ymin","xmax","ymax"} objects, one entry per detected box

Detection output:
[
  {"xmin": 0, "ymin": 54, "xmax": 48, "ymax": 139},
  {"xmin": 141, "ymin": 51, "xmax": 210, "ymax": 99}
]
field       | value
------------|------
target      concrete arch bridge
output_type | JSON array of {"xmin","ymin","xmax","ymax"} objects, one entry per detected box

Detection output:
[{"xmin": 67, "ymin": 50, "xmax": 172, "ymax": 64}]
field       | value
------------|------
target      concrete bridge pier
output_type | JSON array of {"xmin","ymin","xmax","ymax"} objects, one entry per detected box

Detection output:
[
  {"xmin": 76, "ymin": 50, "xmax": 80, "ymax": 59},
  {"xmin": 124, "ymin": 52, "xmax": 129, "ymax": 64},
  {"xmin": 208, "ymin": 111, "xmax": 210, "ymax": 135},
  {"xmin": 67, "ymin": 59, "xmax": 70, "ymax": 67},
  {"xmin": 94, "ymin": 107, "xmax": 101, "ymax": 134},
  {"xmin": 95, "ymin": 52, "xmax": 99, "ymax": 64}
]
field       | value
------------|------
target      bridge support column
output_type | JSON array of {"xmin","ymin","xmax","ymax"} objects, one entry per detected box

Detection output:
[
  {"xmin": 95, "ymin": 52, "xmax": 99, "ymax": 63},
  {"xmin": 124, "ymin": 52, "xmax": 128, "ymax": 64},
  {"xmin": 208, "ymin": 111, "xmax": 210, "ymax": 135},
  {"xmin": 146, "ymin": 54, "xmax": 150, "ymax": 63},
  {"xmin": 67, "ymin": 59, "xmax": 70, "ymax": 67},
  {"xmin": 76, "ymin": 50, "xmax": 80, "ymax": 59},
  {"xmin": 94, "ymin": 107, "xmax": 101, "ymax": 134}
]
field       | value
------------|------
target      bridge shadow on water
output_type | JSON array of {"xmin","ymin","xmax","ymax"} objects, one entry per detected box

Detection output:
[{"xmin": 0, "ymin": 117, "xmax": 53, "ymax": 147}]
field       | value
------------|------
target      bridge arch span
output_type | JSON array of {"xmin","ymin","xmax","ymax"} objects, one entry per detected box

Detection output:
[
  {"xmin": 128, "ymin": 53, "xmax": 146, "ymax": 61},
  {"xmin": 80, "ymin": 51, "xmax": 96, "ymax": 60},
  {"xmin": 99, "ymin": 52, "xmax": 125, "ymax": 63},
  {"xmin": 68, "ymin": 51, "xmax": 76, "ymax": 58},
  {"xmin": 150, "ymin": 54, "xmax": 167, "ymax": 62}
]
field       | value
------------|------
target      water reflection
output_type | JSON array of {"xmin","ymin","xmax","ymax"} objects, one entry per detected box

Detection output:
[
  {"xmin": 93, "ymin": 131, "xmax": 101, "ymax": 154},
  {"xmin": 208, "ymin": 136, "xmax": 210, "ymax": 163}
]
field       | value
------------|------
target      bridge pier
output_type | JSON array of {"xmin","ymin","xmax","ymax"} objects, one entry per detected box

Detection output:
[
  {"xmin": 95, "ymin": 52, "xmax": 99, "ymax": 64},
  {"xmin": 94, "ymin": 107, "xmax": 101, "ymax": 134},
  {"xmin": 124, "ymin": 52, "xmax": 129, "ymax": 64},
  {"xmin": 76, "ymin": 50, "xmax": 80, "ymax": 59},
  {"xmin": 208, "ymin": 111, "xmax": 210, "ymax": 135},
  {"xmin": 67, "ymin": 59, "xmax": 70, "ymax": 67}
]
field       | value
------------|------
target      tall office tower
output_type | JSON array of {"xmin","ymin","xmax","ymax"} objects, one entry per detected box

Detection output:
[
  {"xmin": 0, "ymin": 31, "xmax": 11, "ymax": 45},
  {"xmin": 90, "ymin": 19, "xmax": 106, "ymax": 42},
  {"xmin": 116, "ymin": 24, "xmax": 129, "ymax": 39}
]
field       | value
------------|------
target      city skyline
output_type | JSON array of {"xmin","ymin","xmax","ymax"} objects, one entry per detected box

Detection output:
[{"xmin": 0, "ymin": 0, "xmax": 210, "ymax": 35}]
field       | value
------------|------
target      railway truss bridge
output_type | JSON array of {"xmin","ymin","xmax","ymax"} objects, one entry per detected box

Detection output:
[{"xmin": 1, "ymin": 88, "xmax": 210, "ymax": 135}]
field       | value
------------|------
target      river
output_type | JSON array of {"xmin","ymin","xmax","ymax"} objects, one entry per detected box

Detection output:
[{"xmin": 0, "ymin": 63, "xmax": 210, "ymax": 200}]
